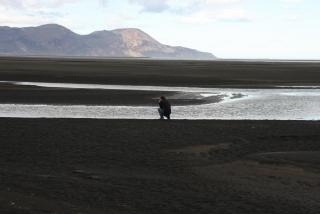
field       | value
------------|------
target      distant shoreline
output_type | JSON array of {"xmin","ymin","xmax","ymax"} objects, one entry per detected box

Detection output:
[{"xmin": 1, "ymin": 54, "xmax": 320, "ymax": 62}]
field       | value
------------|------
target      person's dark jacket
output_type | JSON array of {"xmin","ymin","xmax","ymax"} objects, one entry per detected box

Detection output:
[{"xmin": 159, "ymin": 99, "xmax": 171, "ymax": 116}]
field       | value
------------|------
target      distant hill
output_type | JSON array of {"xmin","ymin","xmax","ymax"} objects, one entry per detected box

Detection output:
[{"xmin": 0, "ymin": 24, "xmax": 216, "ymax": 60}]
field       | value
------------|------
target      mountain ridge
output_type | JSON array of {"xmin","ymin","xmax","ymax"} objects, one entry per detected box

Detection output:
[{"xmin": 0, "ymin": 24, "xmax": 216, "ymax": 59}]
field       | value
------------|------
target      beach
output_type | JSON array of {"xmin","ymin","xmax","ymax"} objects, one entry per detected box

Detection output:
[
  {"xmin": 0, "ymin": 57, "xmax": 320, "ymax": 87},
  {"xmin": 0, "ymin": 57, "xmax": 319, "ymax": 213},
  {"xmin": 0, "ymin": 119, "xmax": 319, "ymax": 213}
]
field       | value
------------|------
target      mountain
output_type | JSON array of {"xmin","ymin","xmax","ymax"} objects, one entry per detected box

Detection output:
[{"xmin": 0, "ymin": 24, "xmax": 216, "ymax": 60}]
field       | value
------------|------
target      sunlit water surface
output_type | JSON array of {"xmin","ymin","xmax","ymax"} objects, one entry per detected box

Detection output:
[{"xmin": 0, "ymin": 81, "xmax": 319, "ymax": 120}]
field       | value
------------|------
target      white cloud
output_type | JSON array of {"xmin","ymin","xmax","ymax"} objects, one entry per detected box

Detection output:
[
  {"xmin": 129, "ymin": 0, "xmax": 169, "ymax": 12},
  {"xmin": 127, "ymin": 0, "xmax": 249, "ymax": 13},
  {"xmin": 0, "ymin": 0, "xmax": 81, "ymax": 10},
  {"xmin": 0, "ymin": 0, "xmax": 85, "ymax": 27},
  {"xmin": 282, "ymin": 0, "xmax": 304, "ymax": 3},
  {"xmin": 216, "ymin": 9, "xmax": 252, "ymax": 22},
  {"xmin": 169, "ymin": 0, "xmax": 251, "ymax": 24},
  {"xmin": 180, "ymin": 8, "xmax": 251, "ymax": 24},
  {"xmin": 205, "ymin": 0, "xmax": 246, "ymax": 4},
  {"xmin": 0, "ymin": 0, "xmax": 109, "ymax": 27},
  {"xmin": 284, "ymin": 14, "xmax": 299, "ymax": 21},
  {"xmin": 0, "ymin": 13, "xmax": 52, "ymax": 26}
]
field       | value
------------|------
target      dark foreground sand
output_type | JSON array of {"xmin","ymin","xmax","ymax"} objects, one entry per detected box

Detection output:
[{"xmin": 0, "ymin": 119, "xmax": 319, "ymax": 214}]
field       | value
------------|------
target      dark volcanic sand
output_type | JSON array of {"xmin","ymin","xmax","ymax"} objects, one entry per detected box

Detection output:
[
  {"xmin": 0, "ymin": 119, "xmax": 320, "ymax": 214},
  {"xmin": 0, "ymin": 57, "xmax": 320, "ymax": 213},
  {"xmin": 0, "ymin": 83, "xmax": 221, "ymax": 106},
  {"xmin": 0, "ymin": 56, "xmax": 319, "ymax": 106},
  {"xmin": 0, "ymin": 57, "xmax": 320, "ymax": 87}
]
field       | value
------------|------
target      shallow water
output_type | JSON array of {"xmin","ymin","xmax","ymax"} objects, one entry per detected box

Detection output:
[{"xmin": 0, "ymin": 81, "xmax": 319, "ymax": 120}]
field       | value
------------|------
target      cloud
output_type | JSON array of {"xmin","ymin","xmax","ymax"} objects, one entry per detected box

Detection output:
[
  {"xmin": 180, "ymin": 8, "xmax": 252, "ymax": 24},
  {"xmin": 127, "ymin": 0, "xmax": 249, "ymax": 14},
  {"xmin": 166, "ymin": 0, "xmax": 252, "ymax": 24},
  {"xmin": 0, "ymin": 0, "xmax": 23, "ymax": 9},
  {"xmin": 0, "ymin": 0, "xmax": 253, "ymax": 29},
  {"xmin": 283, "ymin": 14, "xmax": 299, "ymax": 22},
  {"xmin": 129, "ymin": 0, "xmax": 169, "ymax": 13},
  {"xmin": 216, "ymin": 9, "xmax": 252, "ymax": 22},
  {"xmin": 282, "ymin": 0, "xmax": 304, "ymax": 3},
  {"xmin": 0, "ymin": 0, "xmax": 84, "ymax": 27},
  {"xmin": 0, "ymin": 0, "xmax": 81, "ymax": 10},
  {"xmin": 99, "ymin": 0, "xmax": 108, "ymax": 6},
  {"xmin": 205, "ymin": 0, "xmax": 246, "ymax": 4},
  {"xmin": 0, "ymin": 13, "xmax": 53, "ymax": 26}
]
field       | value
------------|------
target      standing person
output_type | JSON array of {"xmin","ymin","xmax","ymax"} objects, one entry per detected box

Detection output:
[{"xmin": 158, "ymin": 96, "xmax": 171, "ymax": 120}]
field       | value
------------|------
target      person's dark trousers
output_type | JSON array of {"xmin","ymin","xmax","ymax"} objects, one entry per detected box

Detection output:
[
  {"xmin": 158, "ymin": 108, "xmax": 164, "ymax": 119},
  {"xmin": 158, "ymin": 108, "xmax": 170, "ymax": 120}
]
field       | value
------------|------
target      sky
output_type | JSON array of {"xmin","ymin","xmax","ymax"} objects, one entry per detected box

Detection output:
[{"xmin": 0, "ymin": 0, "xmax": 319, "ymax": 59}]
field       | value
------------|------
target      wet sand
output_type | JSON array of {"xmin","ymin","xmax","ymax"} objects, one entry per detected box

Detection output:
[
  {"xmin": 0, "ymin": 119, "xmax": 319, "ymax": 214},
  {"xmin": 0, "ymin": 83, "xmax": 222, "ymax": 106},
  {"xmin": 0, "ymin": 57, "xmax": 320, "ymax": 87},
  {"xmin": 0, "ymin": 56, "xmax": 319, "ymax": 106}
]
